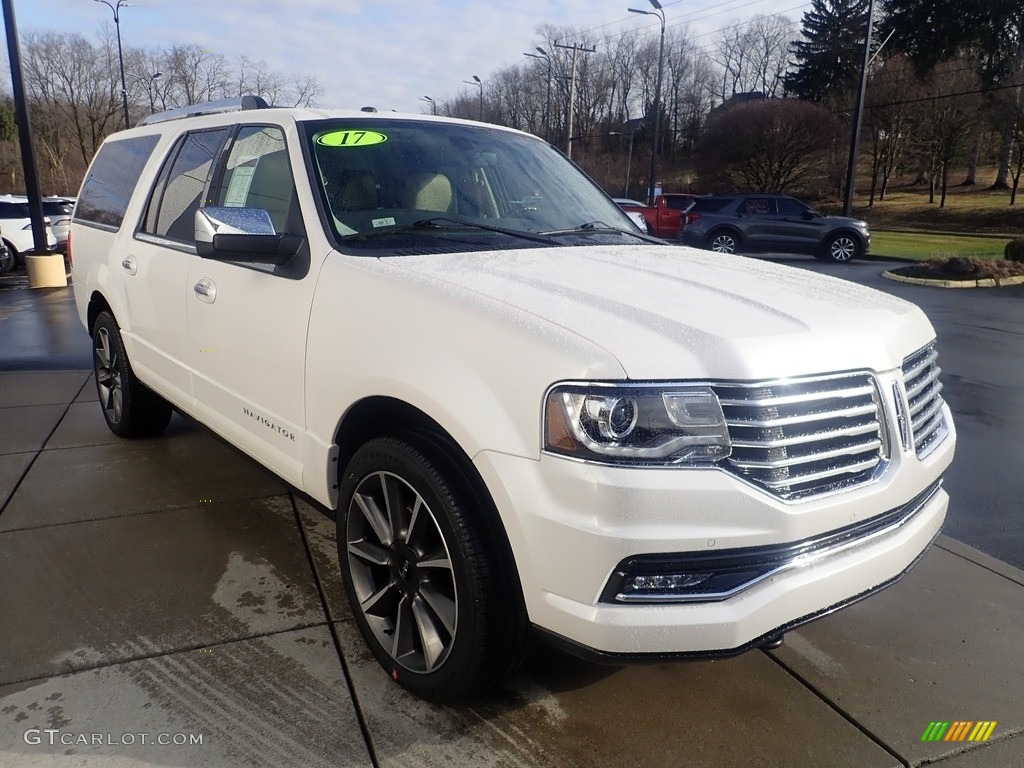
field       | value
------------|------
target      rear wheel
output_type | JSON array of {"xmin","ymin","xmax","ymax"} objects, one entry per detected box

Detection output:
[
  {"xmin": 707, "ymin": 230, "xmax": 740, "ymax": 254},
  {"xmin": 92, "ymin": 311, "xmax": 173, "ymax": 438},
  {"xmin": 823, "ymin": 233, "xmax": 862, "ymax": 262},
  {"xmin": 337, "ymin": 433, "xmax": 529, "ymax": 702}
]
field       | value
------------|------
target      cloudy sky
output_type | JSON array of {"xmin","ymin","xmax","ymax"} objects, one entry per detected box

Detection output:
[{"xmin": 10, "ymin": 0, "xmax": 808, "ymax": 113}]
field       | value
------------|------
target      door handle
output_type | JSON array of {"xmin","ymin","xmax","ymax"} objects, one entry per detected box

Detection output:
[
  {"xmin": 193, "ymin": 278, "xmax": 217, "ymax": 304},
  {"xmin": 121, "ymin": 255, "xmax": 137, "ymax": 275}
]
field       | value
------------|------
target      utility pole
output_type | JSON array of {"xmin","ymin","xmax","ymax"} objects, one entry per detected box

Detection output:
[
  {"xmin": 554, "ymin": 40, "xmax": 595, "ymax": 159},
  {"xmin": 843, "ymin": 0, "xmax": 876, "ymax": 217}
]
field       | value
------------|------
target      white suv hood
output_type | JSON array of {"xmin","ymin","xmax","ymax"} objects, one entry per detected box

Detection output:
[{"xmin": 383, "ymin": 245, "xmax": 935, "ymax": 380}]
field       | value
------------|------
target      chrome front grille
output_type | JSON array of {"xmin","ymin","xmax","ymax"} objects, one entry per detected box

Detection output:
[
  {"xmin": 901, "ymin": 343, "xmax": 949, "ymax": 458},
  {"xmin": 713, "ymin": 373, "xmax": 885, "ymax": 500}
]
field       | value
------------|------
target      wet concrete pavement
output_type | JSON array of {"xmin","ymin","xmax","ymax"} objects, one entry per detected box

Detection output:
[{"xmin": 1, "ymin": 268, "xmax": 1023, "ymax": 767}]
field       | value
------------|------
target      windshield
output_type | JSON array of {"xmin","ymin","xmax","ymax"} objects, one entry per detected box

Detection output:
[{"xmin": 303, "ymin": 118, "xmax": 646, "ymax": 252}]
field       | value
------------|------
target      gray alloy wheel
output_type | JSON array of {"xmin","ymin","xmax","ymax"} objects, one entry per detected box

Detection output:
[
  {"xmin": 345, "ymin": 468, "xmax": 458, "ymax": 674},
  {"xmin": 709, "ymin": 231, "xmax": 739, "ymax": 254},
  {"xmin": 826, "ymin": 233, "xmax": 860, "ymax": 262},
  {"xmin": 94, "ymin": 324, "xmax": 125, "ymax": 427},
  {"xmin": 338, "ymin": 434, "xmax": 531, "ymax": 702},
  {"xmin": 91, "ymin": 311, "xmax": 172, "ymax": 438}
]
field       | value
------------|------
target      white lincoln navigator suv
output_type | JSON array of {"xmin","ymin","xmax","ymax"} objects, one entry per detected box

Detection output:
[{"xmin": 70, "ymin": 97, "xmax": 955, "ymax": 701}]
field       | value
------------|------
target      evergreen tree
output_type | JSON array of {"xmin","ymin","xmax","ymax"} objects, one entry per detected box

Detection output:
[{"xmin": 784, "ymin": 0, "xmax": 873, "ymax": 103}]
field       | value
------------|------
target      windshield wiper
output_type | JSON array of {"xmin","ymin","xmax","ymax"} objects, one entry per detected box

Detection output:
[
  {"xmin": 539, "ymin": 221, "xmax": 665, "ymax": 243},
  {"xmin": 341, "ymin": 217, "xmax": 559, "ymax": 246}
]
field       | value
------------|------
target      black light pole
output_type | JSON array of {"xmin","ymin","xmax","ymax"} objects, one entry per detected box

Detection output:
[
  {"xmin": 842, "ymin": 0, "xmax": 876, "ymax": 217},
  {"xmin": 95, "ymin": 0, "xmax": 131, "ymax": 129},
  {"xmin": 2, "ymin": 0, "xmax": 47, "ymax": 255},
  {"xmin": 463, "ymin": 75, "xmax": 483, "ymax": 121},
  {"xmin": 524, "ymin": 48, "xmax": 551, "ymax": 142},
  {"xmin": 420, "ymin": 95, "xmax": 437, "ymax": 115},
  {"xmin": 629, "ymin": 0, "xmax": 665, "ymax": 206}
]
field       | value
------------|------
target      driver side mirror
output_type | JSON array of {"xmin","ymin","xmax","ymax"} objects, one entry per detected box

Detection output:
[{"xmin": 194, "ymin": 206, "xmax": 303, "ymax": 265}]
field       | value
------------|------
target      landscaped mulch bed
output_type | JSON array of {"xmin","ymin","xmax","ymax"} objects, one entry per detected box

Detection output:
[{"xmin": 890, "ymin": 257, "xmax": 1024, "ymax": 281}]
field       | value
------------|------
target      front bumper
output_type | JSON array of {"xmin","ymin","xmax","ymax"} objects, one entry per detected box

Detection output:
[{"xmin": 474, "ymin": 413, "xmax": 953, "ymax": 655}]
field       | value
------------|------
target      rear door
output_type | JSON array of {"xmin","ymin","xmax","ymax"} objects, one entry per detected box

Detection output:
[
  {"xmin": 130, "ymin": 127, "xmax": 232, "ymax": 404},
  {"xmin": 737, "ymin": 196, "xmax": 779, "ymax": 250}
]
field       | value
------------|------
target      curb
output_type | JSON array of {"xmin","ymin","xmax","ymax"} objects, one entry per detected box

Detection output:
[{"xmin": 882, "ymin": 270, "xmax": 1024, "ymax": 288}]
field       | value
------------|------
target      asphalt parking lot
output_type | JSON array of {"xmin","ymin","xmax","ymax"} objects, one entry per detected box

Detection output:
[{"xmin": 1, "ymin": 258, "xmax": 1023, "ymax": 767}]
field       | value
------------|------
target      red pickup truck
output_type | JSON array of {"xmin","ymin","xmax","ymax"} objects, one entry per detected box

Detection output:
[{"xmin": 613, "ymin": 194, "xmax": 700, "ymax": 239}]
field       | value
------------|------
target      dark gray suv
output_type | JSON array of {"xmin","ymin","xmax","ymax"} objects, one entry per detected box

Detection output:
[{"xmin": 679, "ymin": 194, "xmax": 871, "ymax": 263}]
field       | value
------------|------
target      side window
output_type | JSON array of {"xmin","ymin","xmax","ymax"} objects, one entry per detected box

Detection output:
[
  {"xmin": 212, "ymin": 126, "xmax": 302, "ymax": 235},
  {"xmin": 75, "ymin": 135, "xmax": 160, "ymax": 230},
  {"xmin": 743, "ymin": 197, "xmax": 775, "ymax": 215},
  {"xmin": 776, "ymin": 198, "xmax": 808, "ymax": 217},
  {"xmin": 141, "ymin": 128, "xmax": 230, "ymax": 242}
]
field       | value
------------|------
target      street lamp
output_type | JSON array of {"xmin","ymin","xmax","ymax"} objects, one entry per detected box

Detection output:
[
  {"xmin": 609, "ymin": 130, "xmax": 637, "ymax": 198},
  {"xmin": 462, "ymin": 75, "xmax": 483, "ymax": 121},
  {"xmin": 523, "ymin": 47, "xmax": 551, "ymax": 142},
  {"xmin": 420, "ymin": 95, "xmax": 437, "ymax": 115},
  {"xmin": 94, "ymin": 0, "xmax": 132, "ymax": 129},
  {"xmin": 629, "ymin": 0, "xmax": 665, "ymax": 206},
  {"xmin": 127, "ymin": 70, "xmax": 161, "ymax": 114}
]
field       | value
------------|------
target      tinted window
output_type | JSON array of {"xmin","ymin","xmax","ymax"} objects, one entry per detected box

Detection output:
[
  {"xmin": 142, "ymin": 128, "xmax": 230, "ymax": 242},
  {"xmin": 42, "ymin": 201, "xmax": 73, "ymax": 218},
  {"xmin": 0, "ymin": 201, "xmax": 30, "ymax": 218},
  {"xmin": 663, "ymin": 196, "xmax": 693, "ymax": 210},
  {"xmin": 689, "ymin": 197, "xmax": 733, "ymax": 214},
  {"xmin": 776, "ymin": 197, "xmax": 810, "ymax": 216},
  {"xmin": 75, "ymin": 135, "xmax": 160, "ymax": 229},
  {"xmin": 743, "ymin": 197, "xmax": 776, "ymax": 215}
]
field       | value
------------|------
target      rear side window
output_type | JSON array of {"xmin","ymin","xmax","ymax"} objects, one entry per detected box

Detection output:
[
  {"xmin": 689, "ymin": 197, "xmax": 733, "ymax": 214},
  {"xmin": 663, "ymin": 196, "xmax": 693, "ymax": 210},
  {"xmin": 743, "ymin": 197, "xmax": 776, "ymax": 215},
  {"xmin": 75, "ymin": 135, "xmax": 160, "ymax": 230}
]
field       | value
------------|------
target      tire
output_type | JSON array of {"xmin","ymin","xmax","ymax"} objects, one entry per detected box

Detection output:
[
  {"xmin": 823, "ymin": 233, "xmax": 862, "ymax": 263},
  {"xmin": 91, "ymin": 311, "xmax": 173, "ymax": 438},
  {"xmin": 2, "ymin": 241, "xmax": 18, "ymax": 271},
  {"xmin": 337, "ymin": 433, "xmax": 529, "ymax": 702},
  {"xmin": 707, "ymin": 229, "xmax": 740, "ymax": 254},
  {"xmin": 0, "ymin": 245, "xmax": 13, "ymax": 275}
]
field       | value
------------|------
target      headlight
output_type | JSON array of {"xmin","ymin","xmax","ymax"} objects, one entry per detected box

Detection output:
[{"xmin": 545, "ymin": 383, "xmax": 731, "ymax": 465}]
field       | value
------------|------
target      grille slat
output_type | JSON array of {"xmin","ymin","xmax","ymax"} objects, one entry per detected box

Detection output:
[
  {"xmin": 713, "ymin": 372, "xmax": 884, "ymax": 501},
  {"xmin": 901, "ymin": 343, "xmax": 950, "ymax": 459}
]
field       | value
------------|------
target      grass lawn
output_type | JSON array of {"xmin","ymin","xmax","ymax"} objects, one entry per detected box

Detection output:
[{"xmin": 870, "ymin": 231, "xmax": 1011, "ymax": 261}]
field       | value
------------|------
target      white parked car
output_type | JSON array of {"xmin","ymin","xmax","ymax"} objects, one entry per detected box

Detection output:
[
  {"xmin": 0, "ymin": 195, "xmax": 58, "ymax": 265},
  {"xmin": 71, "ymin": 98, "xmax": 955, "ymax": 702}
]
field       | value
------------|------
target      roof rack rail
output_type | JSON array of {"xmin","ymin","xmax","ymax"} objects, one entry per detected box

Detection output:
[{"xmin": 137, "ymin": 95, "xmax": 271, "ymax": 126}]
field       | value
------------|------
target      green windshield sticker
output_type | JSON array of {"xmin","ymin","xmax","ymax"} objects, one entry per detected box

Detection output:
[{"xmin": 316, "ymin": 130, "xmax": 387, "ymax": 148}]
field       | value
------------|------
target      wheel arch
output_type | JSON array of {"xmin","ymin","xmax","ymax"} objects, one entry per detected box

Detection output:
[
  {"xmin": 332, "ymin": 394, "xmax": 529, "ymax": 600},
  {"xmin": 87, "ymin": 290, "xmax": 115, "ymax": 333}
]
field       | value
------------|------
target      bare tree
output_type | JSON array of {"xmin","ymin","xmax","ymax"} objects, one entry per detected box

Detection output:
[
  {"xmin": 911, "ymin": 61, "xmax": 983, "ymax": 206},
  {"xmin": 697, "ymin": 99, "xmax": 843, "ymax": 192},
  {"xmin": 865, "ymin": 54, "xmax": 920, "ymax": 204},
  {"xmin": 22, "ymin": 30, "xmax": 122, "ymax": 170}
]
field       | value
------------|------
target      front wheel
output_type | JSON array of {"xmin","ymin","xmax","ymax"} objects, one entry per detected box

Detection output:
[
  {"xmin": 707, "ymin": 230, "xmax": 740, "ymax": 254},
  {"xmin": 0, "ymin": 244, "xmax": 13, "ymax": 275},
  {"xmin": 823, "ymin": 233, "xmax": 862, "ymax": 262},
  {"xmin": 337, "ymin": 434, "xmax": 528, "ymax": 702},
  {"xmin": 92, "ymin": 311, "xmax": 173, "ymax": 438}
]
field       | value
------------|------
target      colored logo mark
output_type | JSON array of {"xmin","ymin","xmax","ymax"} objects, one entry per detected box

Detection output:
[{"xmin": 921, "ymin": 721, "xmax": 997, "ymax": 742}]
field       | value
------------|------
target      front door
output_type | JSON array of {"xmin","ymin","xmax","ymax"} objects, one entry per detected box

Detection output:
[{"xmin": 185, "ymin": 125, "xmax": 317, "ymax": 486}]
